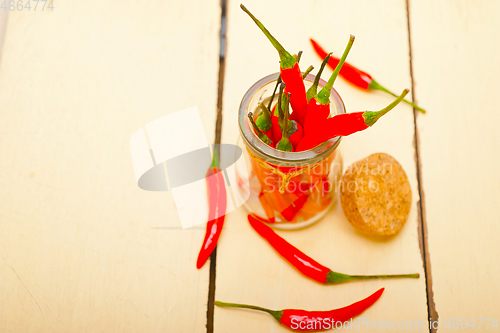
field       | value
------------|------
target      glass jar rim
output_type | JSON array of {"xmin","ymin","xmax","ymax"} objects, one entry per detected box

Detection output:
[{"xmin": 239, "ymin": 72, "xmax": 346, "ymax": 166}]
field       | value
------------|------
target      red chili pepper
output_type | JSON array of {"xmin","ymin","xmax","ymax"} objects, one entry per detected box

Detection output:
[
  {"xmin": 310, "ymin": 38, "xmax": 425, "ymax": 113},
  {"xmin": 289, "ymin": 122, "xmax": 303, "ymax": 151},
  {"xmin": 196, "ymin": 151, "xmax": 227, "ymax": 269},
  {"xmin": 279, "ymin": 194, "xmax": 308, "ymax": 221},
  {"xmin": 296, "ymin": 89, "xmax": 409, "ymax": 152},
  {"xmin": 282, "ymin": 65, "xmax": 308, "ymax": 127},
  {"xmin": 248, "ymin": 214, "xmax": 419, "ymax": 283},
  {"xmin": 250, "ymin": 212, "xmax": 274, "ymax": 225},
  {"xmin": 304, "ymin": 35, "xmax": 354, "ymax": 136},
  {"xmin": 215, "ymin": 288, "xmax": 385, "ymax": 331},
  {"xmin": 241, "ymin": 5, "xmax": 308, "ymax": 126}
]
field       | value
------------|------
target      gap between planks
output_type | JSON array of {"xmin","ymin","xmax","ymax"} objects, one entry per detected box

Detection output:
[
  {"xmin": 207, "ymin": 0, "xmax": 228, "ymax": 332},
  {"xmin": 405, "ymin": 0, "xmax": 438, "ymax": 331}
]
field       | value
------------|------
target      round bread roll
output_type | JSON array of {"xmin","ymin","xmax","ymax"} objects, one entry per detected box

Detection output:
[{"xmin": 340, "ymin": 153, "xmax": 411, "ymax": 236}]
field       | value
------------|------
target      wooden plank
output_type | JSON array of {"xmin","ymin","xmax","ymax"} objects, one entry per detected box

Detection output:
[
  {"xmin": 0, "ymin": 10, "xmax": 6, "ymax": 58},
  {"xmin": 409, "ymin": 0, "xmax": 500, "ymax": 327},
  {"xmin": 216, "ymin": 1, "xmax": 428, "ymax": 332},
  {"xmin": 0, "ymin": 1, "xmax": 220, "ymax": 332}
]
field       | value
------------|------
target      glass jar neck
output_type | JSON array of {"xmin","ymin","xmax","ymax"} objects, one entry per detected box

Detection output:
[{"xmin": 239, "ymin": 73, "xmax": 345, "ymax": 167}]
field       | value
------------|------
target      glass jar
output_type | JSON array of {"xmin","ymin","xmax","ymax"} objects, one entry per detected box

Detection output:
[{"xmin": 234, "ymin": 73, "xmax": 345, "ymax": 230}]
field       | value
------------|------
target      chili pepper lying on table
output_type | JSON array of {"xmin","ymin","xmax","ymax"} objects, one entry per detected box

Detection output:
[
  {"xmin": 303, "ymin": 35, "xmax": 354, "ymax": 136},
  {"xmin": 196, "ymin": 149, "xmax": 227, "ymax": 269},
  {"xmin": 310, "ymin": 38, "xmax": 425, "ymax": 113},
  {"xmin": 248, "ymin": 215, "xmax": 419, "ymax": 283},
  {"xmin": 296, "ymin": 89, "xmax": 409, "ymax": 152},
  {"xmin": 241, "ymin": 5, "xmax": 309, "ymax": 126},
  {"xmin": 215, "ymin": 288, "xmax": 384, "ymax": 332}
]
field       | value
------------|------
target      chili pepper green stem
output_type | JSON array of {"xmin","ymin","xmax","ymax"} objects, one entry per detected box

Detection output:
[
  {"xmin": 276, "ymin": 82, "xmax": 285, "ymax": 119},
  {"xmin": 276, "ymin": 86, "xmax": 293, "ymax": 133},
  {"xmin": 259, "ymin": 102, "xmax": 272, "ymax": 119},
  {"xmin": 268, "ymin": 76, "xmax": 282, "ymax": 112},
  {"xmin": 249, "ymin": 112, "xmax": 272, "ymax": 145},
  {"xmin": 256, "ymin": 102, "xmax": 272, "ymax": 131},
  {"xmin": 214, "ymin": 301, "xmax": 283, "ymax": 323},
  {"xmin": 211, "ymin": 144, "xmax": 220, "ymax": 168},
  {"xmin": 293, "ymin": 51, "xmax": 303, "ymax": 63},
  {"xmin": 369, "ymin": 79, "xmax": 426, "ymax": 113},
  {"xmin": 316, "ymin": 35, "xmax": 355, "ymax": 105},
  {"xmin": 276, "ymin": 93, "xmax": 293, "ymax": 152},
  {"xmin": 363, "ymin": 89, "xmax": 409, "ymax": 126},
  {"xmin": 306, "ymin": 52, "xmax": 331, "ymax": 102},
  {"xmin": 326, "ymin": 270, "xmax": 420, "ymax": 284},
  {"xmin": 240, "ymin": 4, "xmax": 296, "ymax": 69},
  {"xmin": 279, "ymin": 92, "xmax": 288, "ymax": 121},
  {"xmin": 302, "ymin": 65, "xmax": 314, "ymax": 79}
]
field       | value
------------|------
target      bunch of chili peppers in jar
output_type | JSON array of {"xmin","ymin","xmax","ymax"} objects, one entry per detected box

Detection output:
[{"xmin": 239, "ymin": 5, "xmax": 412, "ymax": 225}]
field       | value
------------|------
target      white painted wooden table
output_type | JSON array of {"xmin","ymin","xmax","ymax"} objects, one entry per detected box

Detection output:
[{"xmin": 0, "ymin": 1, "xmax": 498, "ymax": 332}]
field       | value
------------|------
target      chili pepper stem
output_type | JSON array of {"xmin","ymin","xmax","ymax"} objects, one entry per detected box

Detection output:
[
  {"xmin": 306, "ymin": 53, "xmax": 331, "ymax": 102},
  {"xmin": 276, "ymin": 93, "xmax": 293, "ymax": 152},
  {"xmin": 293, "ymin": 50, "xmax": 303, "ymax": 63},
  {"xmin": 363, "ymin": 89, "xmax": 410, "ymax": 126},
  {"xmin": 256, "ymin": 102, "xmax": 272, "ymax": 131},
  {"xmin": 369, "ymin": 79, "xmax": 426, "ymax": 113},
  {"xmin": 302, "ymin": 65, "xmax": 314, "ymax": 79},
  {"xmin": 350, "ymin": 273, "xmax": 420, "ymax": 279},
  {"xmin": 316, "ymin": 35, "xmax": 355, "ymax": 105},
  {"xmin": 276, "ymin": 84, "xmax": 293, "ymax": 133},
  {"xmin": 277, "ymin": 82, "xmax": 285, "ymax": 119},
  {"xmin": 240, "ymin": 4, "xmax": 296, "ymax": 69},
  {"xmin": 211, "ymin": 144, "xmax": 220, "ymax": 168},
  {"xmin": 214, "ymin": 301, "xmax": 283, "ymax": 323},
  {"xmin": 249, "ymin": 112, "xmax": 272, "ymax": 146},
  {"xmin": 326, "ymin": 270, "xmax": 419, "ymax": 284},
  {"xmin": 268, "ymin": 76, "xmax": 282, "ymax": 112}
]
